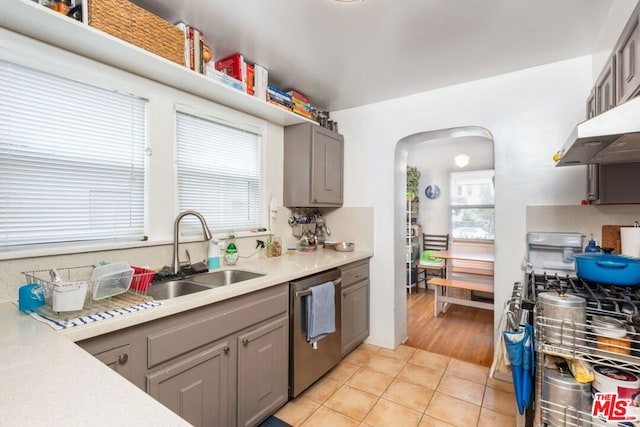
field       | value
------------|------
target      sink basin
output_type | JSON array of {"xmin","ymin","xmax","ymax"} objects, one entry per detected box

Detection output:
[
  {"xmin": 147, "ymin": 270, "xmax": 266, "ymax": 300},
  {"xmin": 146, "ymin": 280, "xmax": 213, "ymax": 300},
  {"xmin": 190, "ymin": 269, "xmax": 265, "ymax": 287}
]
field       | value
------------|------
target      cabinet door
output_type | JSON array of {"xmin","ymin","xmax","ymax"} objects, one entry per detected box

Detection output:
[
  {"xmin": 310, "ymin": 126, "xmax": 343, "ymax": 205},
  {"xmin": 146, "ymin": 341, "xmax": 233, "ymax": 427},
  {"xmin": 586, "ymin": 89, "xmax": 596, "ymax": 119},
  {"xmin": 237, "ymin": 316, "xmax": 288, "ymax": 427},
  {"xmin": 596, "ymin": 57, "xmax": 616, "ymax": 115},
  {"xmin": 341, "ymin": 280, "xmax": 370, "ymax": 356},
  {"xmin": 618, "ymin": 15, "xmax": 640, "ymax": 103},
  {"xmin": 92, "ymin": 344, "xmax": 132, "ymax": 381}
]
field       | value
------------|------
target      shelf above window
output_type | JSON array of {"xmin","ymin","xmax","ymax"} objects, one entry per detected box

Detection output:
[{"xmin": 0, "ymin": 0, "xmax": 317, "ymax": 127}]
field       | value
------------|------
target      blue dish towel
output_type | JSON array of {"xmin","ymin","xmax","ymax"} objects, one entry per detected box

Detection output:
[{"xmin": 306, "ymin": 281, "xmax": 336, "ymax": 345}]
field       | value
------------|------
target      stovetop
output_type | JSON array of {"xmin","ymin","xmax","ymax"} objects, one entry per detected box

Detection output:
[{"xmin": 527, "ymin": 271, "xmax": 640, "ymax": 317}]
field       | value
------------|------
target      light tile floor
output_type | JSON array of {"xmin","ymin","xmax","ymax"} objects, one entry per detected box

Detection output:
[{"xmin": 275, "ymin": 344, "xmax": 517, "ymax": 427}]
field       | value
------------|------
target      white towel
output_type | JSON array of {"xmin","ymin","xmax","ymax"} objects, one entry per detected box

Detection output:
[{"xmin": 306, "ymin": 281, "xmax": 336, "ymax": 345}]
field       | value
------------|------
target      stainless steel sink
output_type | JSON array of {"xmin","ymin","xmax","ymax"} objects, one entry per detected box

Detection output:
[
  {"xmin": 147, "ymin": 270, "xmax": 266, "ymax": 300},
  {"xmin": 146, "ymin": 280, "xmax": 214, "ymax": 300},
  {"xmin": 190, "ymin": 269, "xmax": 265, "ymax": 287}
]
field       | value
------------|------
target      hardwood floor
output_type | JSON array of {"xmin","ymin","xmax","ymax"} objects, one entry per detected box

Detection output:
[{"xmin": 405, "ymin": 287, "xmax": 494, "ymax": 367}]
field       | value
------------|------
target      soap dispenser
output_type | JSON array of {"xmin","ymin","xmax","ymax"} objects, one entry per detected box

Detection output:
[
  {"xmin": 208, "ymin": 238, "xmax": 221, "ymax": 270},
  {"xmin": 585, "ymin": 234, "xmax": 600, "ymax": 253},
  {"xmin": 224, "ymin": 233, "xmax": 238, "ymax": 265}
]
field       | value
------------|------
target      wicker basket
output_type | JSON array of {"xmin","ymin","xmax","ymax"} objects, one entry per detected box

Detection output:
[{"xmin": 88, "ymin": 0, "xmax": 185, "ymax": 66}]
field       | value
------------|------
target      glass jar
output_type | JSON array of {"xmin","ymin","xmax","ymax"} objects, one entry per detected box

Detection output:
[{"xmin": 265, "ymin": 236, "xmax": 282, "ymax": 258}]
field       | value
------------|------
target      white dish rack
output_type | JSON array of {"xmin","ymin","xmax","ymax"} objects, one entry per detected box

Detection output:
[{"xmin": 22, "ymin": 265, "xmax": 155, "ymax": 320}]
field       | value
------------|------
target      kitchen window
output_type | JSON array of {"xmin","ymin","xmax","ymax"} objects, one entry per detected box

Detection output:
[
  {"xmin": 450, "ymin": 169, "xmax": 495, "ymax": 240},
  {"xmin": 0, "ymin": 60, "xmax": 147, "ymax": 249},
  {"xmin": 176, "ymin": 111, "xmax": 262, "ymax": 234}
]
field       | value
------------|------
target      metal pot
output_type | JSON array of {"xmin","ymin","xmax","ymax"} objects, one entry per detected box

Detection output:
[
  {"xmin": 537, "ymin": 290, "xmax": 586, "ymax": 347},
  {"xmin": 542, "ymin": 367, "xmax": 592, "ymax": 427}
]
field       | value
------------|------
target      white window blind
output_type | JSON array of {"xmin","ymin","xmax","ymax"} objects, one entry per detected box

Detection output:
[
  {"xmin": 176, "ymin": 112, "xmax": 261, "ymax": 233},
  {"xmin": 0, "ymin": 60, "xmax": 147, "ymax": 248}
]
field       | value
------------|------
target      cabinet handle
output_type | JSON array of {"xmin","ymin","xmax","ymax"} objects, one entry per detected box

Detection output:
[
  {"xmin": 242, "ymin": 338, "xmax": 249, "ymax": 346},
  {"xmin": 343, "ymin": 292, "xmax": 347, "ymax": 297},
  {"xmin": 354, "ymin": 273, "xmax": 362, "ymax": 279},
  {"xmin": 118, "ymin": 353, "xmax": 128, "ymax": 364},
  {"xmin": 223, "ymin": 345, "xmax": 230, "ymax": 354}
]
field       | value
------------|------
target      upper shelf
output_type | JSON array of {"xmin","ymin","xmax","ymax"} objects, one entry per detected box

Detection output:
[{"xmin": 0, "ymin": 0, "xmax": 316, "ymax": 127}]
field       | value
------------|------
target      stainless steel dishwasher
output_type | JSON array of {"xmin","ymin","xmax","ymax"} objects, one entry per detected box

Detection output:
[{"xmin": 289, "ymin": 268, "xmax": 342, "ymax": 398}]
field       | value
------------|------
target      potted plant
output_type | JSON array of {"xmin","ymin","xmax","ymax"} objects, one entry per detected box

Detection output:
[{"xmin": 407, "ymin": 166, "xmax": 420, "ymax": 202}]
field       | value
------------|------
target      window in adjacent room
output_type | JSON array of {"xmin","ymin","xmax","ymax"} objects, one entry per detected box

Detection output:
[
  {"xmin": 0, "ymin": 60, "xmax": 148, "ymax": 248},
  {"xmin": 450, "ymin": 169, "xmax": 495, "ymax": 240},
  {"xmin": 176, "ymin": 111, "xmax": 262, "ymax": 234}
]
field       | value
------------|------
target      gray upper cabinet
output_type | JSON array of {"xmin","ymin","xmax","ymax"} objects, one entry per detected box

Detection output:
[
  {"xmin": 284, "ymin": 122, "xmax": 344, "ymax": 207},
  {"xmin": 586, "ymin": 89, "xmax": 596, "ymax": 119},
  {"xmin": 596, "ymin": 56, "xmax": 616, "ymax": 115},
  {"xmin": 617, "ymin": 12, "xmax": 640, "ymax": 103},
  {"xmin": 589, "ymin": 162, "xmax": 640, "ymax": 205},
  {"xmin": 340, "ymin": 259, "xmax": 370, "ymax": 356},
  {"xmin": 586, "ymin": 2, "xmax": 640, "ymax": 118}
]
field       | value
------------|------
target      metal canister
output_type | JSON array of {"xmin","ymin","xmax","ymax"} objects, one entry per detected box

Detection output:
[
  {"xmin": 537, "ymin": 290, "xmax": 586, "ymax": 347},
  {"xmin": 542, "ymin": 367, "xmax": 592, "ymax": 427}
]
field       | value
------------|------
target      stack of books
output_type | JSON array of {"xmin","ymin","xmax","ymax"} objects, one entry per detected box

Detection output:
[
  {"xmin": 213, "ymin": 53, "xmax": 269, "ymax": 99},
  {"xmin": 214, "ymin": 53, "xmax": 246, "ymax": 92},
  {"xmin": 176, "ymin": 22, "xmax": 206, "ymax": 74},
  {"xmin": 267, "ymin": 86, "xmax": 293, "ymax": 111},
  {"xmin": 287, "ymin": 90, "xmax": 312, "ymax": 119}
]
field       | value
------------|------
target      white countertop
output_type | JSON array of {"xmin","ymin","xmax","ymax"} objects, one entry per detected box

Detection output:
[{"xmin": 0, "ymin": 249, "xmax": 372, "ymax": 426}]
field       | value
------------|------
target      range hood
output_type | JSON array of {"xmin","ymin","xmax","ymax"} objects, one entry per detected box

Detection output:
[{"xmin": 555, "ymin": 96, "xmax": 640, "ymax": 166}]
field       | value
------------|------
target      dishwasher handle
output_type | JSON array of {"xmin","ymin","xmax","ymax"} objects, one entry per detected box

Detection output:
[{"xmin": 295, "ymin": 278, "xmax": 342, "ymax": 298}]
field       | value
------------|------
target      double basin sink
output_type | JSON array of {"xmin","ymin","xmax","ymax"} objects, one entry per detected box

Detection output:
[{"xmin": 147, "ymin": 269, "xmax": 265, "ymax": 300}]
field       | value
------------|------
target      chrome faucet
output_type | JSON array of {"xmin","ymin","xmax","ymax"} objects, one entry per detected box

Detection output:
[{"xmin": 173, "ymin": 210, "xmax": 213, "ymax": 274}]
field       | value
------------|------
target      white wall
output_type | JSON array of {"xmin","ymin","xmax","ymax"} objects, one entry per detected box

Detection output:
[{"xmin": 333, "ymin": 55, "xmax": 593, "ymax": 348}]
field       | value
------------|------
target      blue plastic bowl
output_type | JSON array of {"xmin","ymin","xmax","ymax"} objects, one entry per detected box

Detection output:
[{"xmin": 574, "ymin": 253, "xmax": 640, "ymax": 286}]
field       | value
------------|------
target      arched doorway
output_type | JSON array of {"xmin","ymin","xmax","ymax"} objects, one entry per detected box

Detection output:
[{"xmin": 393, "ymin": 126, "xmax": 495, "ymax": 353}]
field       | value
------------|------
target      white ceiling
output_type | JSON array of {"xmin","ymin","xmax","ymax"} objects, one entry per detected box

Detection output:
[{"xmin": 135, "ymin": 0, "xmax": 618, "ymax": 111}]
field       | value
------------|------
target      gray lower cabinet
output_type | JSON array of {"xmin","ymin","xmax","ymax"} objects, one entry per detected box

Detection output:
[
  {"xmin": 237, "ymin": 316, "xmax": 288, "ymax": 427},
  {"xmin": 77, "ymin": 283, "xmax": 289, "ymax": 427},
  {"xmin": 92, "ymin": 343, "xmax": 132, "ymax": 380},
  {"xmin": 339, "ymin": 260, "xmax": 370, "ymax": 356},
  {"xmin": 147, "ymin": 339, "xmax": 233, "ymax": 427},
  {"xmin": 284, "ymin": 122, "xmax": 344, "ymax": 207}
]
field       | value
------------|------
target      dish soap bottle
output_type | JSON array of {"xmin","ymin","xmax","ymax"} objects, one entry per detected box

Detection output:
[
  {"xmin": 225, "ymin": 233, "xmax": 238, "ymax": 265},
  {"xmin": 585, "ymin": 234, "xmax": 600, "ymax": 253},
  {"xmin": 208, "ymin": 238, "xmax": 221, "ymax": 270}
]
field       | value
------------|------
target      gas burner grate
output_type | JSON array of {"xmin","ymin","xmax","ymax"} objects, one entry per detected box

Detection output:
[{"xmin": 528, "ymin": 271, "xmax": 640, "ymax": 316}]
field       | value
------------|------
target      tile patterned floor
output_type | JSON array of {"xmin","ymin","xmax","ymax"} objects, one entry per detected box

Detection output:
[{"xmin": 276, "ymin": 344, "xmax": 517, "ymax": 427}]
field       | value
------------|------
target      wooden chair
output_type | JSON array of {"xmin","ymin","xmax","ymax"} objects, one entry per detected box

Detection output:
[{"xmin": 416, "ymin": 234, "xmax": 449, "ymax": 288}]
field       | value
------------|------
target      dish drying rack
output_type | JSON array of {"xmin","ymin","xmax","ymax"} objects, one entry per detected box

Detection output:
[{"xmin": 22, "ymin": 265, "xmax": 156, "ymax": 322}]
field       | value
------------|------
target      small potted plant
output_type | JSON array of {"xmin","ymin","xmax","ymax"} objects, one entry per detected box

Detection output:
[{"xmin": 407, "ymin": 166, "xmax": 421, "ymax": 203}]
